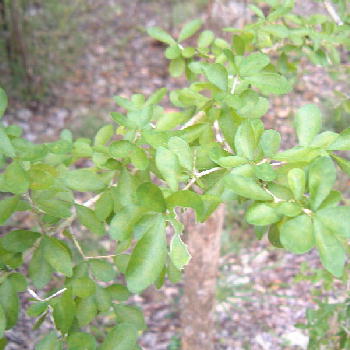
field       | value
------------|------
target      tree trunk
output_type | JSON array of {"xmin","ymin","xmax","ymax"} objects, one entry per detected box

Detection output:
[
  {"xmin": 181, "ymin": 205, "xmax": 225, "ymax": 350},
  {"xmin": 8, "ymin": 0, "xmax": 32, "ymax": 91}
]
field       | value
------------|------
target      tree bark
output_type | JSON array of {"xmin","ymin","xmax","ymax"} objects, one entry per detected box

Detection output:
[{"xmin": 181, "ymin": 204, "xmax": 225, "ymax": 350}]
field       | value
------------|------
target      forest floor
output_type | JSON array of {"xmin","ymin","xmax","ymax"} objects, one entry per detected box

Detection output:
[{"xmin": 2, "ymin": 0, "xmax": 350, "ymax": 349}]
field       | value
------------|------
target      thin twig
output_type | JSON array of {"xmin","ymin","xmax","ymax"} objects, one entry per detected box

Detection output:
[
  {"xmin": 27, "ymin": 287, "xmax": 67, "ymax": 302},
  {"xmin": 180, "ymin": 111, "xmax": 206, "ymax": 130},
  {"xmin": 323, "ymin": 0, "xmax": 343, "ymax": 25},
  {"xmin": 263, "ymin": 185, "xmax": 284, "ymax": 203},
  {"xmin": 231, "ymin": 76, "xmax": 239, "ymax": 94},
  {"xmin": 184, "ymin": 167, "xmax": 222, "ymax": 190},
  {"xmin": 71, "ymin": 232, "xmax": 86, "ymax": 259},
  {"xmin": 55, "ymin": 194, "xmax": 101, "ymax": 236},
  {"xmin": 85, "ymin": 255, "xmax": 116, "ymax": 260}
]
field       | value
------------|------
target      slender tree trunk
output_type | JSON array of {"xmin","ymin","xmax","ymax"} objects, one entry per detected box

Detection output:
[
  {"xmin": 0, "ymin": 0, "xmax": 11, "ymax": 63},
  {"xmin": 181, "ymin": 205, "xmax": 225, "ymax": 350},
  {"xmin": 8, "ymin": 0, "xmax": 32, "ymax": 91}
]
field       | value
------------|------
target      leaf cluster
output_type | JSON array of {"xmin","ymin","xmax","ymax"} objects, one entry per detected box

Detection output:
[{"xmin": 0, "ymin": 1, "xmax": 349, "ymax": 347}]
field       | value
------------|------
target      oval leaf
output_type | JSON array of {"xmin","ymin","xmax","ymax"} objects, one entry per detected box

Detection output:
[
  {"xmin": 309, "ymin": 157, "xmax": 336, "ymax": 211},
  {"xmin": 280, "ymin": 214, "xmax": 314, "ymax": 254},
  {"xmin": 126, "ymin": 215, "xmax": 167, "ymax": 293},
  {"xmin": 169, "ymin": 234, "xmax": 191, "ymax": 270},
  {"xmin": 294, "ymin": 104, "xmax": 322, "ymax": 146},
  {"xmin": 314, "ymin": 218, "xmax": 345, "ymax": 277},
  {"xmin": 246, "ymin": 204, "xmax": 280, "ymax": 226},
  {"xmin": 100, "ymin": 323, "xmax": 138, "ymax": 350},
  {"xmin": 224, "ymin": 174, "xmax": 273, "ymax": 201}
]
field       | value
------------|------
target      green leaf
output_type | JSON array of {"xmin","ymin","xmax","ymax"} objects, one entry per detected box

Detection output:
[
  {"xmin": 110, "ymin": 141, "xmax": 149, "ymax": 169},
  {"xmin": 166, "ymin": 190, "xmax": 205, "ymax": 221},
  {"xmin": 90, "ymin": 259, "xmax": 117, "ymax": 282},
  {"xmin": 67, "ymin": 332, "xmax": 96, "ymax": 350},
  {"xmin": 260, "ymin": 130, "xmax": 281, "ymax": 157},
  {"xmin": 136, "ymin": 182, "xmax": 166, "ymax": 213},
  {"xmin": 114, "ymin": 304, "xmax": 146, "ymax": 331},
  {"xmin": 169, "ymin": 58, "xmax": 185, "ymax": 77},
  {"xmin": 94, "ymin": 285, "xmax": 112, "ymax": 312},
  {"xmin": 35, "ymin": 332, "xmax": 61, "ymax": 350},
  {"xmin": 168, "ymin": 136, "xmax": 193, "ymax": 171},
  {"xmin": 331, "ymin": 154, "xmax": 350, "ymax": 176},
  {"xmin": 263, "ymin": 24, "xmax": 289, "ymax": 38},
  {"xmin": 310, "ymin": 131, "xmax": 338, "ymax": 148},
  {"xmin": 294, "ymin": 104, "xmax": 322, "ymax": 146},
  {"xmin": 52, "ymin": 289, "xmax": 76, "ymax": 334},
  {"xmin": 169, "ymin": 234, "xmax": 191, "ymax": 270},
  {"xmin": 0, "ymin": 279, "xmax": 19, "ymax": 329},
  {"xmin": 114, "ymin": 96, "xmax": 135, "ymax": 112},
  {"xmin": 224, "ymin": 174, "xmax": 272, "ymax": 201},
  {"xmin": 232, "ymin": 35, "xmax": 245, "ymax": 55},
  {"xmin": 76, "ymin": 205, "xmax": 105, "ymax": 236},
  {"xmin": 126, "ymin": 215, "xmax": 167, "ymax": 293},
  {"xmin": 33, "ymin": 191, "xmax": 72, "ymax": 219},
  {"xmin": 155, "ymin": 147, "xmax": 180, "ymax": 191},
  {"xmin": 0, "ymin": 88, "xmax": 8, "ymax": 119},
  {"xmin": 29, "ymin": 242, "xmax": 53, "ymax": 288},
  {"xmin": 64, "ymin": 169, "xmax": 105, "ymax": 192},
  {"xmin": 0, "ymin": 196, "xmax": 19, "ymax": 225},
  {"xmin": 276, "ymin": 202, "xmax": 302, "ymax": 217},
  {"xmin": 197, "ymin": 30, "xmax": 215, "ymax": 48},
  {"xmin": 113, "ymin": 168, "xmax": 138, "ymax": 210},
  {"xmin": 182, "ymin": 47, "xmax": 195, "ymax": 58},
  {"xmin": 94, "ymin": 124, "xmax": 114, "ymax": 146},
  {"xmin": 314, "ymin": 218, "xmax": 345, "ymax": 277},
  {"xmin": 178, "ymin": 19, "xmax": 203, "ymax": 42},
  {"xmin": 318, "ymin": 190, "xmax": 341, "ymax": 209},
  {"xmin": 288, "ymin": 168, "xmax": 305, "ymax": 200},
  {"xmin": 329, "ymin": 128, "xmax": 350, "ymax": 151},
  {"xmin": 316, "ymin": 207, "xmax": 350, "ymax": 238},
  {"xmin": 203, "ymin": 63, "xmax": 228, "ymax": 91},
  {"xmin": 309, "ymin": 157, "xmax": 336, "ymax": 211},
  {"xmin": 100, "ymin": 323, "xmax": 138, "ymax": 350},
  {"xmin": 145, "ymin": 88, "xmax": 167, "ymax": 106},
  {"xmin": 29, "ymin": 164, "xmax": 57, "ymax": 190},
  {"xmin": 254, "ymin": 164, "xmax": 276, "ymax": 182},
  {"xmin": 0, "ymin": 230, "xmax": 40, "ymax": 253},
  {"xmin": 109, "ymin": 206, "xmax": 144, "ymax": 241},
  {"xmin": 147, "ymin": 27, "xmax": 176, "ymax": 45},
  {"xmin": 26, "ymin": 302, "xmax": 48, "ymax": 317},
  {"xmin": 246, "ymin": 73, "xmax": 292, "ymax": 95},
  {"xmin": 107, "ymin": 284, "xmax": 131, "ymax": 301},
  {"xmin": 214, "ymin": 156, "xmax": 247, "ymax": 168},
  {"xmin": 72, "ymin": 277, "xmax": 96, "ymax": 299},
  {"xmin": 167, "ymin": 258, "xmax": 182, "ymax": 283},
  {"xmin": 274, "ymin": 147, "xmax": 321, "ymax": 163},
  {"xmin": 7, "ymin": 273, "xmax": 26, "ymax": 292},
  {"xmin": 235, "ymin": 120, "xmax": 262, "ymax": 160},
  {"xmin": 3, "ymin": 161, "xmax": 29, "ymax": 194},
  {"xmin": 246, "ymin": 204, "xmax": 280, "ymax": 226},
  {"xmin": 95, "ymin": 190, "xmax": 114, "ymax": 221},
  {"xmin": 239, "ymin": 52, "xmax": 270, "ymax": 77},
  {"xmin": 43, "ymin": 237, "xmax": 73, "ymax": 277},
  {"xmin": 248, "ymin": 4, "xmax": 265, "ymax": 18},
  {"xmin": 114, "ymin": 254, "xmax": 130, "ymax": 274},
  {"xmin": 76, "ymin": 296, "xmax": 97, "ymax": 327},
  {"xmin": 280, "ymin": 214, "xmax": 314, "ymax": 254},
  {"xmin": 133, "ymin": 215, "xmax": 156, "ymax": 239},
  {"xmin": 0, "ymin": 305, "xmax": 6, "ymax": 338},
  {"xmin": 0, "ymin": 128, "xmax": 15, "ymax": 157}
]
